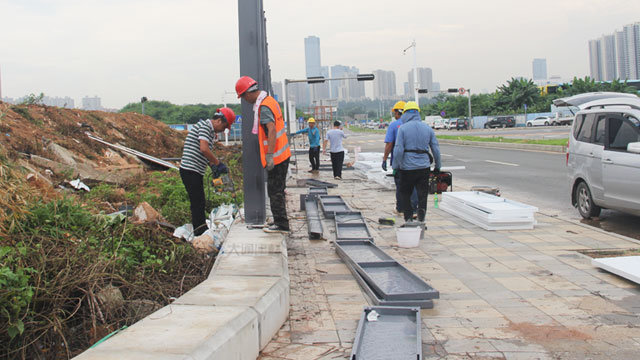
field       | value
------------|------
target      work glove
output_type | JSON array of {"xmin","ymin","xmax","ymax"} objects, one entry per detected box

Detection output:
[
  {"xmin": 392, "ymin": 169, "xmax": 398, "ymax": 176},
  {"xmin": 433, "ymin": 167, "xmax": 441, "ymax": 176},
  {"xmin": 209, "ymin": 164, "xmax": 218, "ymax": 176},
  {"xmin": 381, "ymin": 160, "xmax": 387, "ymax": 172},
  {"xmin": 266, "ymin": 153, "xmax": 275, "ymax": 171},
  {"xmin": 216, "ymin": 162, "xmax": 229, "ymax": 177}
]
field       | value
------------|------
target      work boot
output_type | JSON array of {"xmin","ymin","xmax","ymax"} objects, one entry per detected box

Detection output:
[{"xmin": 263, "ymin": 224, "xmax": 290, "ymax": 234}]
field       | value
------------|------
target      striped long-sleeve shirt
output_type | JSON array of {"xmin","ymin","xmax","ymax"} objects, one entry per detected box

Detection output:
[{"xmin": 179, "ymin": 119, "xmax": 216, "ymax": 175}]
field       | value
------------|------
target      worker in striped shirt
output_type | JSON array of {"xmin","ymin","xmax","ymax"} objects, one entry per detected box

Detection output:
[{"xmin": 179, "ymin": 107, "xmax": 235, "ymax": 237}]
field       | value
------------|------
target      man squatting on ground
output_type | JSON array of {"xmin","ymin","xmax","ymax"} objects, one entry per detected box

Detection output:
[
  {"xmin": 179, "ymin": 108, "xmax": 235, "ymax": 236},
  {"xmin": 392, "ymin": 101, "xmax": 442, "ymax": 224},
  {"xmin": 382, "ymin": 100, "xmax": 418, "ymax": 214},
  {"xmin": 235, "ymin": 76, "xmax": 291, "ymax": 233},
  {"xmin": 294, "ymin": 117, "xmax": 321, "ymax": 172},
  {"xmin": 324, "ymin": 120, "xmax": 348, "ymax": 180}
]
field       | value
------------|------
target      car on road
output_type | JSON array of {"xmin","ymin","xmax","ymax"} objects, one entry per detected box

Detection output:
[
  {"xmin": 484, "ymin": 116, "xmax": 515, "ymax": 128},
  {"xmin": 559, "ymin": 92, "xmax": 640, "ymax": 219},
  {"xmin": 526, "ymin": 116, "xmax": 552, "ymax": 127}
]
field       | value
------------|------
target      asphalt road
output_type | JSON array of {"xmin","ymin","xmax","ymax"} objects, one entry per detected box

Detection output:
[
  {"xmin": 343, "ymin": 130, "xmax": 640, "ymax": 241},
  {"xmin": 435, "ymin": 126, "xmax": 572, "ymax": 140}
]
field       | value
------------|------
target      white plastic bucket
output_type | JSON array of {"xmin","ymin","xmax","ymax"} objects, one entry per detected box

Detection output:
[{"xmin": 396, "ymin": 227, "xmax": 421, "ymax": 248}]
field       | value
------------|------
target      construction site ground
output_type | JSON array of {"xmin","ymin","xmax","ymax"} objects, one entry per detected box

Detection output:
[{"xmin": 259, "ymin": 155, "xmax": 640, "ymax": 359}]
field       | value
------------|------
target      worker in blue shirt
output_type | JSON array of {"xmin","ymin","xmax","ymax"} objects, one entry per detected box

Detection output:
[
  {"xmin": 382, "ymin": 101, "xmax": 418, "ymax": 214},
  {"xmin": 393, "ymin": 101, "xmax": 441, "ymax": 224},
  {"xmin": 294, "ymin": 117, "xmax": 321, "ymax": 172}
]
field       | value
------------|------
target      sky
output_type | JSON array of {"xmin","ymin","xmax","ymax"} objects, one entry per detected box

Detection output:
[{"xmin": 1, "ymin": 0, "xmax": 639, "ymax": 109}]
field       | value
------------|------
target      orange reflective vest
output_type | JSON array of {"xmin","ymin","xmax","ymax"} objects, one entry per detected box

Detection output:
[{"xmin": 258, "ymin": 96, "xmax": 291, "ymax": 167}]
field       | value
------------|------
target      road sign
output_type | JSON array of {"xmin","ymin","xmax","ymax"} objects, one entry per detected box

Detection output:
[
  {"xmin": 458, "ymin": 87, "xmax": 466, "ymax": 95},
  {"xmin": 440, "ymin": 111, "xmax": 446, "ymax": 117}
]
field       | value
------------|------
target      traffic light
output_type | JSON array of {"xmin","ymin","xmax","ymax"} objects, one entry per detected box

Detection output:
[
  {"xmin": 357, "ymin": 74, "xmax": 375, "ymax": 81},
  {"xmin": 447, "ymin": 88, "xmax": 458, "ymax": 93},
  {"xmin": 306, "ymin": 76, "xmax": 325, "ymax": 84},
  {"xmin": 418, "ymin": 89, "xmax": 429, "ymax": 94}
]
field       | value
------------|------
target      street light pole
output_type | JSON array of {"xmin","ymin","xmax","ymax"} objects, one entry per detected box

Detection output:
[
  {"xmin": 467, "ymin": 89, "xmax": 473, "ymax": 128},
  {"xmin": 402, "ymin": 40, "xmax": 419, "ymax": 106}
]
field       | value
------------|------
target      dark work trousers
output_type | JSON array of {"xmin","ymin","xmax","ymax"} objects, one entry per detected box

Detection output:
[
  {"xmin": 330, "ymin": 151, "xmax": 344, "ymax": 178},
  {"xmin": 180, "ymin": 168, "xmax": 207, "ymax": 236},
  {"xmin": 394, "ymin": 172, "xmax": 419, "ymax": 213},
  {"xmin": 267, "ymin": 158, "xmax": 290, "ymax": 230},
  {"xmin": 399, "ymin": 168, "xmax": 430, "ymax": 222},
  {"xmin": 309, "ymin": 146, "xmax": 320, "ymax": 170}
]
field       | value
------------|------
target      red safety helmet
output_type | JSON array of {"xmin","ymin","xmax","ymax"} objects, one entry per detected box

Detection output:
[
  {"xmin": 216, "ymin": 107, "xmax": 235, "ymax": 128},
  {"xmin": 235, "ymin": 76, "xmax": 258, "ymax": 98}
]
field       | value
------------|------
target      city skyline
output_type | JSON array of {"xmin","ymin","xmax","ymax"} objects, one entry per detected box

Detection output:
[
  {"xmin": 589, "ymin": 22, "xmax": 640, "ymax": 81},
  {"xmin": 1, "ymin": 1, "xmax": 639, "ymax": 108}
]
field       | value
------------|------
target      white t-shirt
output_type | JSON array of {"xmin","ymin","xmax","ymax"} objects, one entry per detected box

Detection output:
[{"xmin": 325, "ymin": 128, "xmax": 347, "ymax": 153}]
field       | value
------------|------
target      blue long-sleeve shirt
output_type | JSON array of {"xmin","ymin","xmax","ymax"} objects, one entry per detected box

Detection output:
[
  {"xmin": 392, "ymin": 110, "xmax": 442, "ymax": 170},
  {"xmin": 295, "ymin": 126, "xmax": 321, "ymax": 147}
]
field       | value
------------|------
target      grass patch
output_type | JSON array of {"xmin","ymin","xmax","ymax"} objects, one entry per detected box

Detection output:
[
  {"xmin": 347, "ymin": 126, "xmax": 386, "ymax": 134},
  {"xmin": 437, "ymin": 135, "xmax": 568, "ymax": 146}
]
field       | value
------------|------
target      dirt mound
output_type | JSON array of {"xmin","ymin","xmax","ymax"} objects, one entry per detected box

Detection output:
[{"xmin": 0, "ymin": 103, "xmax": 185, "ymax": 175}]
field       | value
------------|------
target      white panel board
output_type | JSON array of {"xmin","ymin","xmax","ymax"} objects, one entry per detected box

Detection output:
[{"xmin": 592, "ymin": 256, "xmax": 640, "ymax": 285}]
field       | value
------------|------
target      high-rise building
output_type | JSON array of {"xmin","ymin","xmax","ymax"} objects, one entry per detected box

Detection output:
[
  {"xmin": 271, "ymin": 81, "xmax": 283, "ymax": 102},
  {"xmin": 600, "ymin": 34, "xmax": 617, "ymax": 81},
  {"xmin": 82, "ymin": 96, "xmax": 102, "ymax": 111},
  {"xmin": 532, "ymin": 58, "xmax": 547, "ymax": 81},
  {"xmin": 304, "ymin": 36, "xmax": 321, "ymax": 78},
  {"xmin": 329, "ymin": 65, "xmax": 364, "ymax": 101},
  {"xmin": 372, "ymin": 70, "xmax": 397, "ymax": 100},
  {"xmin": 589, "ymin": 39, "xmax": 602, "ymax": 81},
  {"xmin": 407, "ymin": 68, "xmax": 433, "ymax": 95},
  {"xmin": 288, "ymin": 82, "xmax": 310, "ymax": 106},
  {"xmin": 589, "ymin": 22, "xmax": 640, "ymax": 81}
]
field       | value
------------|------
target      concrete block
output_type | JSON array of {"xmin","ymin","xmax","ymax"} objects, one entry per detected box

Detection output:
[
  {"xmin": 222, "ymin": 227, "xmax": 287, "ymax": 256},
  {"xmin": 252, "ymin": 277, "xmax": 290, "ymax": 350},
  {"xmin": 174, "ymin": 276, "xmax": 280, "ymax": 307},
  {"xmin": 592, "ymin": 256, "xmax": 640, "ymax": 285},
  {"xmin": 212, "ymin": 253, "xmax": 288, "ymax": 279},
  {"xmin": 74, "ymin": 304, "xmax": 259, "ymax": 360}
]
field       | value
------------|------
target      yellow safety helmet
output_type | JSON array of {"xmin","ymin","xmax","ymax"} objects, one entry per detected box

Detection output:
[
  {"xmin": 392, "ymin": 101, "xmax": 406, "ymax": 112},
  {"xmin": 403, "ymin": 101, "xmax": 420, "ymax": 112},
  {"xmin": 308, "ymin": 117, "xmax": 315, "ymax": 123}
]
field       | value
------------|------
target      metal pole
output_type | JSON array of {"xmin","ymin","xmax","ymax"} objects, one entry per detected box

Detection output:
[
  {"xmin": 238, "ymin": 0, "xmax": 268, "ymax": 224},
  {"xmin": 284, "ymin": 80, "xmax": 298, "ymax": 173},
  {"xmin": 467, "ymin": 89, "xmax": 473, "ymax": 128},
  {"xmin": 141, "ymin": 102, "xmax": 145, "ymax": 115}
]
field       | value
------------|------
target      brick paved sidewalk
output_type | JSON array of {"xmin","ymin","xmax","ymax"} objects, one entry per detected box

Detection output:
[{"xmin": 259, "ymin": 165, "xmax": 640, "ymax": 360}]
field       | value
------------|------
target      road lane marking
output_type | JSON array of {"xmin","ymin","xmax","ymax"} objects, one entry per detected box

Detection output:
[{"xmin": 485, "ymin": 160, "xmax": 519, "ymax": 167}]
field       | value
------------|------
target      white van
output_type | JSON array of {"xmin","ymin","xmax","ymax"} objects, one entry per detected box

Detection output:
[
  {"xmin": 555, "ymin": 92, "xmax": 640, "ymax": 219},
  {"xmin": 424, "ymin": 115, "xmax": 445, "ymax": 129}
]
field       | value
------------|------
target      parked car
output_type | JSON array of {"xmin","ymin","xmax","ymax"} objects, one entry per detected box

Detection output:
[
  {"xmin": 484, "ymin": 116, "xmax": 515, "ymax": 128},
  {"xmin": 456, "ymin": 118, "xmax": 469, "ymax": 130},
  {"xmin": 432, "ymin": 119, "xmax": 445, "ymax": 130},
  {"xmin": 424, "ymin": 115, "xmax": 444, "ymax": 129},
  {"xmin": 526, "ymin": 116, "xmax": 552, "ymax": 127},
  {"xmin": 559, "ymin": 92, "xmax": 640, "ymax": 219},
  {"xmin": 445, "ymin": 119, "xmax": 457, "ymax": 130}
]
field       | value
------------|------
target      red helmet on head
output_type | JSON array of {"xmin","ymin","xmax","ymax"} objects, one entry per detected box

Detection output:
[
  {"xmin": 216, "ymin": 107, "xmax": 235, "ymax": 128},
  {"xmin": 235, "ymin": 76, "xmax": 258, "ymax": 98}
]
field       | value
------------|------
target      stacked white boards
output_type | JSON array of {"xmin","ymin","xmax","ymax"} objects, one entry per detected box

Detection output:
[{"xmin": 440, "ymin": 191, "xmax": 538, "ymax": 230}]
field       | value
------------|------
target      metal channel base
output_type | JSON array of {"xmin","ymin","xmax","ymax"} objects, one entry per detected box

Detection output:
[
  {"xmin": 335, "ymin": 241, "xmax": 392, "ymax": 263},
  {"xmin": 305, "ymin": 196, "xmax": 324, "ymax": 240},
  {"xmin": 351, "ymin": 306, "xmax": 422, "ymax": 360},
  {"xmin": 334, "ymin": 211, "xmax": 373, "ymax": 241},
  {"xmin": 354, "ymin": 261, "xmax": 439, "ymax": 301},
  {"xmin": 335, "ymin": 243, "xmax": 434, "ymax": 309},
  {"xmin": 299, "ymin": 187, "xmax": 328, "ymax": 211},
  {"xmin": 318, "ymin": 195, "xmax": 350, "ymax": 219},
  {"xmin": 305, "ymin": 178, "xmax": 337, "ymax": 188}
]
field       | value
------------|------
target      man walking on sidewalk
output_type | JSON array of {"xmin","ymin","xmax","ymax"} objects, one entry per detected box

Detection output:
[
  {"xmin": 392, "ymin": 101, "xmax": 441, "ymax": 224},
  {"xmin": 235, "ymin": 76, "xmax": 291, "ymax": 234},
  {"xmin": 382, "ymin": 101, "xmax": 418, "ymax": 214},
  {"xmin": 293, "ymin": 117, "xmax": 321, "ymax": 172},
  {"xmin": 324, "ymin": 120, "xmax": 347, "ymax": 180},
  {"xmin": 179, "ymin": 108, "xmax": 235, "ymax": 236}
]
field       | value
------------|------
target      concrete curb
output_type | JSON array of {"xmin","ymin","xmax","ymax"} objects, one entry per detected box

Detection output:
[
  {"xmin": 74, "ymin": 223, "xmax": 289, "ymax": 360},
  {"xmin": 438, "ymin": 139, "xmax": 566, "ymax": 153}
]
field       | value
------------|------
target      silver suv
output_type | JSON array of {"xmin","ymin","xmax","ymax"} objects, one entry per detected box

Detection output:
[{"xmin": 555, "ymin": 92, "xmax": 640, "ymax": 219}]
